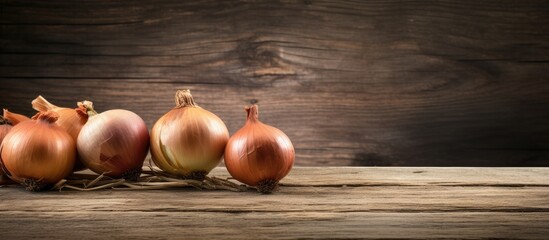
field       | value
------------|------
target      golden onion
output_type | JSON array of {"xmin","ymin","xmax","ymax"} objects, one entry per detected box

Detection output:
[
  {"xmin": 0, "ymin": 111, "xmax": 76, "ymax": 191},
  {"xmin": 150, "ymin": 90, "xmax": 229, "ymax": 179}
]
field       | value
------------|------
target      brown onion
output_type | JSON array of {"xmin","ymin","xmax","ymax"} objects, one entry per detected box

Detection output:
[
  {"xmin": 0, "ymin": 115, "xmax": 12, "ymax": 143},
  {"xmin": 1, "ymin": 110, "xmax": 33, "ymax": 184},
  {"xmin": 151, "ymin": 90, "xmax": 229, "ymax": 179},
  {"xmin": 3, "ymin": 109, "xmax": 30, "ymax": 125},
  {"xmin": 77, "ymin": 101, "xmax": 149, "ymax": 180},
  {"xmin": 32, "ymin": 96, "xmax": 89, "ymax": 171},
  {"xmin": 224, "ymin": 105, "xmax": 294, "ymax": 193},
  {"xmin": 0, "ymin": 111, "xmax": 76, "ymax": 191},
  {"xmin": 0, "ymin": 115, "xmax": 14, "ymax": 185}
]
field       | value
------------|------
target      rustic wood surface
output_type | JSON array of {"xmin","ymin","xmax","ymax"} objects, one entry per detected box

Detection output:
[
  {"xmin": 1, "ymin": 1, "xmax": 549, "ymax": 166},
  {"xmin": 0, "ymin": 167, "xmax": 548, "ymax": 239}
]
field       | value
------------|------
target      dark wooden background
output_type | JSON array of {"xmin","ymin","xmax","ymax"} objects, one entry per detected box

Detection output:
[{"xmin": 1, "ymin": 0, "xmax": 548, "ymax": 166}]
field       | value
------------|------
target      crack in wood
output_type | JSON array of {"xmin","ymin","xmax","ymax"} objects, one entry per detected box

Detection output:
[{"xmin": 2, "ymin": 208, "xmax": 549, "ymax": 214}]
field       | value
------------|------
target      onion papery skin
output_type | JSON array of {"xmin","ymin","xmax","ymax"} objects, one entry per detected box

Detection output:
[
  {"xmin": 0, "ymin": 116, "xmax": 12, "ymax": 143},
  {"xmin": 0, "ymin": 116, "xmax": 14, "ymax": 185},
  {"xmin": 151, "ymin": 90, "xmax": 229, "ymax": 179},
  {"xmin": 77, "ymin": 109, "xmax": 149, "ymax": 179},
  {"xmin": 32, "ymin": 96, "xmax": 89, "ymax": 171},
  {"xmin": 0, "ymin": 125, "xmax": 11, "ymax": 144},
  {"xmin": 0, "ymin": 111, "xmax": 76, "ymax": 191},
  {"xmin": 52, "ymin": 108, "xmax": 88, "ymax": 141},
  {"xmin": 3, "ymin": 109, "xmax": 30, "ymax": 125},
  {"xmin": 224, "ymin": 105, "xmax": 294, "ymax": 193}
]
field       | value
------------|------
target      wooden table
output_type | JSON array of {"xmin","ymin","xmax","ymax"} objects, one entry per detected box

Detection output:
[{"xmin": 1, "ymin": 167, "xmax": 548, "ymax": 239}]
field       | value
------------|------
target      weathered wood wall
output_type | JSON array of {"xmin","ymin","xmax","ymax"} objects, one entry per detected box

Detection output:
[{"xmin": 1, "ymin": 0, "xmax": 548, "ymax": 166}]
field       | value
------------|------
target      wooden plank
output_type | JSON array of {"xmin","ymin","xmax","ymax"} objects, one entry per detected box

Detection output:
[
  {"xmin": 0, "ymin": 167, "xmax": 548, "ymax": 239},
  {"xmin": 1, "ymin": 212, "xmax": 548, "ymax": 239},
  {"xmin": 2, "ymin": 167, "xmax": 549, "ymax": 213},
  {"xmin": 1, "ymin": 1, "xmax": 549, "ymax": 166},
  {"xmin": 268, "ymin": 167, "xmax": 549, "ymax": 186},
  {"xmin": 1, "ymin": 185, "xmax": 548, "ymax": 213}
]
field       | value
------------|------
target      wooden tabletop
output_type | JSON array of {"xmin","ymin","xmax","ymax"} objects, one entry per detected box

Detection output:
[{"xmin": 1, "ymin": 167, "xmax": 548, "ymax": 239}]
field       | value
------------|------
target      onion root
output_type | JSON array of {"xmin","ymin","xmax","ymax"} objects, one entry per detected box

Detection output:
[
  {"xmin": 257, "ymin": 179, "xmax": 279, "ymax": 194},
  {"xmin": 23, "ymin": 178, "xmax": 50, "ymax": 192},
  {"xmin": 47, "ymin": 160, "xmax": 250, "ymax": 192}
]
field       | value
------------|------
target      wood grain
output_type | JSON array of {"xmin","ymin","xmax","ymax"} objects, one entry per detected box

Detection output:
[
  {"xmin": 1, "ymin": 1, "xmax": 548, "ymax": 166},
  {"xmin": 1, "ymin": 167, "xmax": 548, "ymax": 239}
]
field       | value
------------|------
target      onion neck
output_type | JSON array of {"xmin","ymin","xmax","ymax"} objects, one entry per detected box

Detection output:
[
  {"xmin": 31, "ymin": 95, "xmax": 59, "ymax": 112},
  {"xmin": 78, "ymin": 100, "xmax": 98, "ymax": 117},
  {"xmin": 33, "ymin": 110, "xmax": 59, "ymax": 124},
  {"xmin": 3, "ymin": 109, "xmax": 30, "ymax": 125},
  {"xmin": 74, "ymin": 105, "xmax": 89, "ymax": 119},
  {"xmin": 246, "ymin": 105, "xmax": 259, "ymax": 123},
  {"xmin": 175, "ymin": 89, "xmax": 197, "ymax": 108}
]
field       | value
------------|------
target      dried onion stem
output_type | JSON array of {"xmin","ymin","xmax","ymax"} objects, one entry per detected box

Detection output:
[{"xmin": 49, "ymin": 159, "xmax": 249, "ymax": 192}]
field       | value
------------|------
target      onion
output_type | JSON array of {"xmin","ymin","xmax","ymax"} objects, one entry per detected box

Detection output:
[
  {"xmin": 32, "ymin": 96, "xmax": 89, "ymax": 171},
  {"xmin": 0, "ymin": 111, "xmax": 76, "ymax": 191},
  {"xmin": 0, "ymin": 115, "xmax": 12, "ymax": 143},
  {"xmin": 0, "ymin": 115, "xmax": 14, "ymax": 185},
  {"xmin": 3, "ymin": 109, "xmax": 30, "ymax": 125},
  {"xmin": 224, "ymin": 105, "xmax": 294, "ymax": 193},
  {"xmin": 151, "ymin": 90, "xmax": 229, "ymax": 179},
  {"xmin": 77, "ymin": 101, "xmax": 149, "ymax": 180}
]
